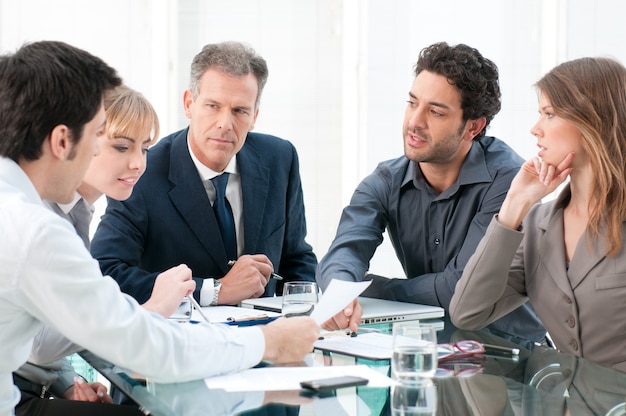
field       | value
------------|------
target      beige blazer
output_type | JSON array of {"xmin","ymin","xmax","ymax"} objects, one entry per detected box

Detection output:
[{"xmin": 451, "ymin": 187, "xmax": 626, "ymax": 372}]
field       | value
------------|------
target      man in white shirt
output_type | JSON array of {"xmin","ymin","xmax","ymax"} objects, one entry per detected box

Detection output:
[{"xmin": 0, "ymin": 40, "xmax": 319, "ymax": 416}]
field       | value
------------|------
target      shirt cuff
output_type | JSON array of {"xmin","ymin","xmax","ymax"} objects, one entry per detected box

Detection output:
[{"xmin": 200, "ymin": 278, "xmax": 215, "ymax": 306}]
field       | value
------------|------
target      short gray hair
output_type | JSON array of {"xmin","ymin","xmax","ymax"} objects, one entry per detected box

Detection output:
[{"xmin": 189, "ymin": 41, "xmax": 269, "ymax": 108}]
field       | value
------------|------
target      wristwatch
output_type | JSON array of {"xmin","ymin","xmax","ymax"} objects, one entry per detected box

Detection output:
[{"xmin": 210, "ymin": 279, "xmax": 222, "ymax": 306}]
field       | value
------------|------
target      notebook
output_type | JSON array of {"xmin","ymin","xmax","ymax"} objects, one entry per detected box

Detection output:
[{"xmin": 241, "ymin": 296, "xmax": 444, "ymax": 325}]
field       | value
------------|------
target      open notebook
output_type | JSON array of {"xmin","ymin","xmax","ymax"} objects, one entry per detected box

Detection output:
[{"xmin": 241, "ymin": 296, "xmax": 444, "ymax": 325}]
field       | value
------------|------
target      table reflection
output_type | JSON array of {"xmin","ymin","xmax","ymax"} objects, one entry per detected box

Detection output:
[{"xmin": 79, "ymin": 323, "xmax": 626, "ymax": 415}]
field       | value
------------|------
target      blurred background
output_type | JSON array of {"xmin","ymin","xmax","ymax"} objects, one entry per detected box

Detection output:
[{"xmin": 1, "ymin": 0, "xmax": 625, "ymax": 276}]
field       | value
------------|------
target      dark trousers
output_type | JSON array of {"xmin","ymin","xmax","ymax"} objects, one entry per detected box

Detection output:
[{"xmin": 16, "ymin": 392, "xmax": 145, "ymax": 416}]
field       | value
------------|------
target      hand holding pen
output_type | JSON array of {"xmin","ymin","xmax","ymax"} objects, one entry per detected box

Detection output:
[
  {"xmin": 216, "ymin": 254, "xmax": 275, "ymax": 304},
  {"xmin": 228, "ymin": 260, "xmax": 283, "ymax": 280}
]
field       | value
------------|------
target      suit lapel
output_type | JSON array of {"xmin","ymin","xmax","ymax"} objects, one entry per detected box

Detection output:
[
  {"xmin": 536, "ymin": 208, "xmax": 575, "ymax": 296},
  {"xmin": 237, "ymin": 138, "xmax": 270, "ymax": 254},
  {"xmin": 537, "ymin": 187, "xmax": 607, "ymax": 292},
  {"xmin": 567, "ymin": 227, "xmax": 607, "ymax": 290},
  {"xmin": 167, "ymin": 131, "xmax": 229, "ymax": 269}
]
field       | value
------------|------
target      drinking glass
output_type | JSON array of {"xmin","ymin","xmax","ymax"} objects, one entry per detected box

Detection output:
[
  {"xmin": 281, "ymin": 282, "xmax": 318, "ymax": 317},
  {"xmin": 392, "ymin": 322, "xmax": 438, "ymax": 382},
  {"xmin": 391, "ymin": 379, "xmax": 437, "ymax": 416},
  {"xmin": 168, "ymin": 297, "xmax": 192, "ymax": 322}
]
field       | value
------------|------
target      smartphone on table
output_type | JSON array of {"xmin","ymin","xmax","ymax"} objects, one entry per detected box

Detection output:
[{"xmin": 300, "ymin": 375, "xmax": 369, "ymax": 391}]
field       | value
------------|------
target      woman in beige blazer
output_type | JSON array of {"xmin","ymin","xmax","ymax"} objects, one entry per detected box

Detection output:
[{"xmin": 450, "ymin": 57, "xmax": 626, "ymax": 372}]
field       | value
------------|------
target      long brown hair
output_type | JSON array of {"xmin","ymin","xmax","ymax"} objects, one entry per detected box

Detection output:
[{"xmin": 536, "ymin": 57, "xmax": 626, "ymax": 255}]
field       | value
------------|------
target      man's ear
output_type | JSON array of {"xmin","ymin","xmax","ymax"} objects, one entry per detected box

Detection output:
[
  {"xmin": 465, "ymin": 117, "xmax": 487, "ymax": 140},
  {"xmin": 183, "ymin": 90, "xmax": 193, "ymax": 119},
  {"xmin": 48, "ymin": 124, "xmax": 72, "ymax": 160}
]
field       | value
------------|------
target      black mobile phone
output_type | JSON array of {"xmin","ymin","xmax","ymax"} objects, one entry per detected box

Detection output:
[{"xmin": 300, "ymin": 375, "xmax": 369, "ymax": 390}]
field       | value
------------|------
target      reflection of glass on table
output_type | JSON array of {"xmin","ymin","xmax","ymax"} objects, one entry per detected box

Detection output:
[{"xmin": 391, "ymin": 379, "xmax": 437, "ymax": 416}]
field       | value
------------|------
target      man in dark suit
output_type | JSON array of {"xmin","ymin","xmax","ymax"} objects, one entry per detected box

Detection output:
[{"xmin": 91, "ymin": 41, "xmax": 317, "ymax": 307}]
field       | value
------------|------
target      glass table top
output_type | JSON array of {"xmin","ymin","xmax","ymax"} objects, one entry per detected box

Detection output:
[{"xmin": 80, "ymin": 319, "xmax": 626, "ymax": 416}]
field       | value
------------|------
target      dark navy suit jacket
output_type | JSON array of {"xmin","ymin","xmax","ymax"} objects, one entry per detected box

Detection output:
[{"xmin": 91, "ymin": 128, "xmax": 317, "ymax": 304}]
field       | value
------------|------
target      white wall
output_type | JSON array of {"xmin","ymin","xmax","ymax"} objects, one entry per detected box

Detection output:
[{"xmin": 2, "ymin": 0, "xmax": 626, "ymax": 275}]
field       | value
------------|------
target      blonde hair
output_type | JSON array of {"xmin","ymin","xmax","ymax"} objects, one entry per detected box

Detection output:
[
  {"xmin": 536, "ymin": 57, "xmax": 626, "ymax": 255},
  {"xmin": 103, "ymin": 85, "xmax": 160, "ymax": 145}
]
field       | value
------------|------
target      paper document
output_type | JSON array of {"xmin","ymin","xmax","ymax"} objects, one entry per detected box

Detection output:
[
  {"xmin": 204, "ymin": 365, "xmax": 393, "ymax": 391},
  {"xmin": 315, "ymin": 333, "xmax": 395, "ymax": 360},
  {"xmin": 310, "ymin": 279, "xmax": 372, "ymax": 325}
]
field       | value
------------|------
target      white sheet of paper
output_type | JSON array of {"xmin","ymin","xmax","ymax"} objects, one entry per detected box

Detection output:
[
  {"xmin": 310, "ymin": 279, "xmax": 372, "ymax": 325},
  {"xmin": 314, "ymin": 333, "xmax": 395, "ymax": 360},
  {"xmin": 204, "ymin": 365, "xmax": 393, "ymax": 391}
]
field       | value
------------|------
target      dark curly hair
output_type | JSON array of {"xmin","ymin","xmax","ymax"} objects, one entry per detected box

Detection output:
[{"xmin": 415, "ymin": 42, "xmax": 501, "ymax": 140}]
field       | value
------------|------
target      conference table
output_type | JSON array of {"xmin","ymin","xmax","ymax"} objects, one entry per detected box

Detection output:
[{"xmin": 80, "ymin": 318, "xmax": 626, "ymax": 416}]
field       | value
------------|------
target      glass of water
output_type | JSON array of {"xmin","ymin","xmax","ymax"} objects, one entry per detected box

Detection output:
[
  {"xmin": 391, "ymin": 379, "xmax": 437, "ymax": 416},
  {"xmin": 168, "ymin": 297, "xmax": 192, "ymax": 322},
  {"xmin": 392, "ymin": 322, "xmax": 438, "ymax": 382},
  {"xmin": 281, "ymin": 281, "xmax": 318, "ymax": 317}
]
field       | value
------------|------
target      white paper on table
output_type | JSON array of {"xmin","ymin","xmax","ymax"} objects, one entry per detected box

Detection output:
[
  {"xmin": 310, "ymin": 279, "xmax": 372, "ymax": 325},
  {"xmin": 314, "ymin": 333, "xmax": 442, "ymax": 360},
  {"xmin": 315, "ymin": 333, "xmax": 395, "ymax": 360},
  {"xmin": 204, "ymin": 365, "xmax": 393, "ymax": 392}
]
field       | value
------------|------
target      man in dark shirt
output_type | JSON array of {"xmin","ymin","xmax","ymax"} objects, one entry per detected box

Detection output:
[{"xmin": 317, "ymin": 42, "xmax": 546, "ymax": 346}]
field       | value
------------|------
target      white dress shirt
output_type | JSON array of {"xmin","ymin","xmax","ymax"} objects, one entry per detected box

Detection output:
[
  {"xmin": 0, "ymin": 157, "xmax": 265, "ymax": 415},
  {"xmin": 187, "ymin": 137, "xmax": 245, "ymax": 305}
]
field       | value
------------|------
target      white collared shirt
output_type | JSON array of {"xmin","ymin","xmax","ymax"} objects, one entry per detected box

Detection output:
[
  {"xmin": 187, "ymin": 137, "xmax": 248, "ymax": 306},
  {"xmin": 0, "ymin": 157, "xmax": 264, "ymax": 415},
  {"xmin": 187, "ymin": 136, "xmax": 244, "ymax": 257}
]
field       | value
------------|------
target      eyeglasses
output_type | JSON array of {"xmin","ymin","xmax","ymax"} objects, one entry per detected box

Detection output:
[
  {"xmin": 438, "ymin": 340, "xmax": 486, "ymax": 362},
  {"xmin": 437, "ymin": 362, "xmax": 484, "ymax": 378}
]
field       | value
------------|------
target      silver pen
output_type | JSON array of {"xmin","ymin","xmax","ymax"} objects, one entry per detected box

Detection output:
[{"xmin": 187, "ymin": 295, "xmax": 211, "ymax": 323}]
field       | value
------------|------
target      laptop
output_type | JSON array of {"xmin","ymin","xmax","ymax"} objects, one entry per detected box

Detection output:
[
  {"xmin": 241, "ymin": 296, "xmax": 444, "ymax": 325},
  {"xmin": 78, "ymin": 350, "xmax": 175, "ymax": 416}
]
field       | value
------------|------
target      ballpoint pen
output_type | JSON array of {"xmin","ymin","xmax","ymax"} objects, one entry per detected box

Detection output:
[
  {"xmin": 225, "ymin": 315, "xmax": 279, "ymax": 326},
  {"xmin": 227, "ymin": 314, "xmax": 273, "ymax": 322},
  {"xmin": 227, "ymin": 260, "xmax": 284, "ymax": 280}
]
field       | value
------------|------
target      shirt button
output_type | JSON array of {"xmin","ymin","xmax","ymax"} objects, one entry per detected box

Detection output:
[
  {"xmin": 563, "ymin": 295, "xmax": 572, "ymax": 304},
  {"xmin": 569, "ymin": 339, "xmax": 579, "ymax": 351},
  {"xmin": 566, "ymin": 316, "xmax": 575, "ymax": 328},
  {"xmin": 434, "ymin": 238, "xmax": 440, "ymax": 245}
]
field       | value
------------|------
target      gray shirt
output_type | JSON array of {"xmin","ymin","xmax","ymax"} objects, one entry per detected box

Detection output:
[{"xmin": 317, "ymin": 136, "xmax": 546, "ymax": 343}]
